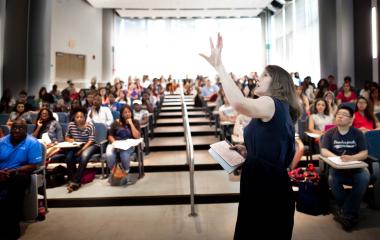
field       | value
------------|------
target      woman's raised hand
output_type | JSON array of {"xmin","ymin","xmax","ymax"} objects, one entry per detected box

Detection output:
[{"xmin": 199, "ymin": 33, "xmax": 223, "ymax": 69}]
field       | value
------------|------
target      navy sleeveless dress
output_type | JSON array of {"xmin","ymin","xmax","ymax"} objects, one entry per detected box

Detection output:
[{"xmin": 234, "ymin": 97, "xmax": 296, "ymax": 240}]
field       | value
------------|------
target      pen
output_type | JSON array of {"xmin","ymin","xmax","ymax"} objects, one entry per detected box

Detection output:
[{"xmin": 341, "ymin": 150, "xmax": 346, "ymax": 156}]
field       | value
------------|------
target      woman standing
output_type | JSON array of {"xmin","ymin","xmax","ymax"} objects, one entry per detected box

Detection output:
[{"xmin": 201, "ymin": 34, "xmax": 300, "ymax": 239}]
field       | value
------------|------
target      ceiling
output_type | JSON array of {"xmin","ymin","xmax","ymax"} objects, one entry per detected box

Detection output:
[{"xmin": 86, "ymin": 0, "xmax": 276, "ymax": 18}]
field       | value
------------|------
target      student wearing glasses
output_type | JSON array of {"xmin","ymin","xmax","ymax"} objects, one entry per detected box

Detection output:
[{"xmin": 320, "ymin": 105, "xmax": 369, "ymax": 230}]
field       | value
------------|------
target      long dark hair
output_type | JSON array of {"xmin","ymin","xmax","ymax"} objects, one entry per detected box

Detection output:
[
  {"xmin": 265, "ymin": 65, "xmax": 301, "ymax": 123},
  {"xmin": 355, "ymin": 96, "xmax": 376, "ymax": 128},
  {"xmin": 313, "ymin": 98, "xmax": 330, "ymax": 116},
  {"xmin": 39, "ymin": 87, "xmax": 47, "ymax": 99},
  {"xmin": 34, "ymin": 108, "xmax": 56, "ymax": 131},
  {"xmin": 119, "ymin": 104, "xmax": 134, "ymax": 126}
]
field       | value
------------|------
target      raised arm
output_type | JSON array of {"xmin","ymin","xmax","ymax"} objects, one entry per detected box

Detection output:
[{"xmin": 200, "ymin": 33, "xmax": 275, "ymax": 121}]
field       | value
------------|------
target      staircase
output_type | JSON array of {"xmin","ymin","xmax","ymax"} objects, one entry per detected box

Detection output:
[{"xmin": 46, "ymin": 94, "xmax": 240, "ymax": 208}]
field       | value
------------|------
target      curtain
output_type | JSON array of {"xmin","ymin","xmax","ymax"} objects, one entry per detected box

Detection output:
[{"xmin": 270, "ymin": 0, "xmax": 320, "ymax": 83}]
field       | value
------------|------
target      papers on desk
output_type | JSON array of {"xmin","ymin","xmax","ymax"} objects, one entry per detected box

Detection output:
[
  {"xmin": 55, "ymin": 142, "xmax": 84, "ymax": 148},
  {"xmin": 208, "ymin": 141, "xmax": 245, "ymax": 173},
  {"xmin": 320, "ymin": 156, "xmax": 368, "ymax": 169},
  {"xmin": 305, "ymin": 132, "xmax": 321, "ymax": 138},
  {"xmin": 112, "ymin": 138, "xmax": 143, "ymax": 151}
]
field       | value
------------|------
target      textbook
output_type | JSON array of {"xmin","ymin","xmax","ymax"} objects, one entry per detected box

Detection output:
[
  {"xmin": 112, "ymin": 138, "xmax": 144, "ymax": 151},
  {"xmin": 55, "ymin": 141, "xmax": 84, "ymax": 148},
  {"xmin": 208, "ymin": 140, "xmax": 245, "ymax": 173},
  {"xmin": 319, "ymin": 156, "xmax": 368, "ymax": 169}
]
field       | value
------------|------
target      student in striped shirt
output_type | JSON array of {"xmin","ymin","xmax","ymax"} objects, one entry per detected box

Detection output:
[{"xmin": 65, "ymin": 108, "xmax": 97, "ymax": 193}]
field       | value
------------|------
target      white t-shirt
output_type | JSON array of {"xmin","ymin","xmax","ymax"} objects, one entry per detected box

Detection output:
[{"xmin": 310, "ymin": 113, "xmax": 333, "ymax": 131}]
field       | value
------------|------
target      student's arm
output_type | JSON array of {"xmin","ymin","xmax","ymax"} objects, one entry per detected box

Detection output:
[
  {"xmin": 320, "ymin": 148, "xmax": 337, "ymax": 157},
  {"xmin": 341, "ymin": 150, "xmax": 368, "ymax": 162},
  {"xmin": 32, "ymin": 119, "xmax": 43, "ymax": 138},
  {"xmin": 308, "ymin": 116, "xmax": 323, "ymax": 135},
  {"xmin": 200, "ymin": 34, "xmax": 275, "ymax": 121},
  {"xmin": 128, "ymin": 119, "xmax": 141, "ymax": 138}
]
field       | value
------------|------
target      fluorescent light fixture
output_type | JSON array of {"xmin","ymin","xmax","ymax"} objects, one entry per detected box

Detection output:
[{"xmin": 372, "ymin": 7, "xmax": 377, "ymax": 59}]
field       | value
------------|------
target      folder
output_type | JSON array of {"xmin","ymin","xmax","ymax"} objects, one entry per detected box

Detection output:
[{"xmin": 208, "ymin": 141, "xmax": 245, "ymax": 173}]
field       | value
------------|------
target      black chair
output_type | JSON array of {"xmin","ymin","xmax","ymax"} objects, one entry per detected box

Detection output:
[
  {"xmin": 89, "ymin": 122, "xmax": 108, "ymax": 178},
  {"xmin": 23, "ymin": 143, "xmax": 48, "ymax": 221},
  {"xmin": 0, "ymin": 125, "xmax": 9, "ymax": 136},
  {"xmin": 56, "ymin": 112, "xmax": 69, "ymax": 124},
  {"xmin": 0, "ymin": 113, "xmax": 9, "ymax": 124},
  {"xmin": 365, "ymin": 130, "xmax": 380, "ymax": 207}
]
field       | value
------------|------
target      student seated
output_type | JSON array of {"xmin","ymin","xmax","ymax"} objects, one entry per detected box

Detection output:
[
  {"xmin": 133, "ymin": 100, "xmax": 149, "ymax": 126},
  {"xmin": 65, "ymin": 108, "xmax": 97, "ymax": 193},
  {"xmin": 0, "ymin": 119, "xmax": 43, "ymax": 239},
  {"xmin": 87, "ymin": 95, "xmax": 114, "ymax": 128},
  {"xmin": 353, "ymin": 96, "xmax": 380, "ymax": 132},
  {"xmin": 308, "ymin": 98, "xmax": 334, "ymax": 135},
  {"xmin": 7, "ymin": 101, "xmax": 32, "ymax": 127},
  {"xmin": 106, "ymin": 105, "xmax": 141, "ymax": 176},
  {"xmin": 320, "ymin": 105, "xmax": 369, "ymax": 230},
  {"xmin": 32, "ymin": 108, "xmax": 64, "ymax": 159}
]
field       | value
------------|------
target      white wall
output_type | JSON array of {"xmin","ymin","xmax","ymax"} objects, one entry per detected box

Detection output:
[{"xmin": 51, "ymin": 0, "xmax": 102, "ymax": 89}]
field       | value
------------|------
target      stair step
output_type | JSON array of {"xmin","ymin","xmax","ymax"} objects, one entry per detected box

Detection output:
[
  {"xmin": 150, "ymin": 136, "xmax": 219, "ymax": 151},
  {"xmin": 156, "ymin": 117, "xmax": 210, "ymax": 126},
  {"xmin": 161, "ymin": 106, "xmax": 202, "ymax": 112},
  {"xmin": 159, "ymin": 111, "xmax": 206, "ymax": 118},
  {"xmin": 154, "ymin": 125, "xmax": 215, "ymax": 136},
  {"xmin": 47, "ymin": 170, "xmax": 240, "ymax": 207}
]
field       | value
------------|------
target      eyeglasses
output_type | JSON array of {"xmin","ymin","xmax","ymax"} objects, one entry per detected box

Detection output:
[{"xmin": 336, "ymin": 112, "xmax": 351, "ymax": 118}]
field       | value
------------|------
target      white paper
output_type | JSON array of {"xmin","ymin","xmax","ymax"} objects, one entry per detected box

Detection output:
[
  {"xmin": 55, "ymin": 142, "xmax": 84, "ymax": 148},
  {"xmin": 328, "ymin": 156, "xmax": 363, "ymax": 165},
  {"xmin": 305, "ymin": 132, "xmax": 321, "ymax": 138},
  {"xmin": 41, "ymin": 133, "xmax": 52, "ymax": 144},
  {"xmin": 112, "ymin": 138, "xmax": 143, "ymax": 150}
]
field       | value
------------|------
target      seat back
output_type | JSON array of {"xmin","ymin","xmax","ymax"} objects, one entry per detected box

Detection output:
[
  {"xmin": 365, "ymin": 130, "xmax": 380, "ymax": 161},
  {"xmin": 60, "ymin": 123, "xmax": 68, "ymax": 137},
  {"xmin": 339, "ymin": 102, "xmax": 356, "ymax": 111},
  {"xmin": 23, "ymin": 143, "xmax": 46, "ymax": 221},
  {"xmin": 0, "ymin": 125, "xmax": 9, "ymax": 136},
  {"xmin": 111, "ymin": 111, "xmax": 120, "ymax": 121},
  {"xmin": 56, "ymin": 112, "xmax": 69, "ymax": 123},
  {"xmin": 94, "ymin": 122, "xmax": 108, "ymax": 144},
  {"xmin": 27, "ymin": 124, "xmax": 35, "ymax": 134},
  {"xmin": 0, "ymin": 113, "xmax": 9, "ymax": 124}
]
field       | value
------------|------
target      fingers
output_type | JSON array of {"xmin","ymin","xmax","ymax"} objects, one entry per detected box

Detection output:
[
  {"xmin": 217, "ymin": 33, "xmax": 223, "ymax": 49},
  {"xmin": 209, "ymin": 37, "xmax": 214, "ymax": 49},
  {"xmin": 199, "ymin": 53, "xmax": 210, "ymax": 63}
]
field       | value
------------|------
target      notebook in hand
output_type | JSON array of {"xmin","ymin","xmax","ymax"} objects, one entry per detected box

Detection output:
[{"xmin": 208, "ymin": 140, "xmax": 245, "ymax": 173}]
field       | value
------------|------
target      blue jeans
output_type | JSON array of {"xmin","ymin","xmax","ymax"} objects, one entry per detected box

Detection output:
[
  {"xmin": 328, "ymin": 167, "xmax": 370, "ymax": 218},
  {"xmin": 106, "ymin": 144, "xmax": 135, "ymax": 172},
  {"xmin": 65, "ymin": 145, "xmax": 98, "ymax": 184}
]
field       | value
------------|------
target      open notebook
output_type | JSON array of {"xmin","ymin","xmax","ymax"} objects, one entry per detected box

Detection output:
[{"xmin": 208, "ymin": 141, "xmax": 245, "ymax": 173}]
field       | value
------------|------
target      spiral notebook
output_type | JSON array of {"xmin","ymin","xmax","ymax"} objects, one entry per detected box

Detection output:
[{"xmin": 208, "ymin": 140, "xmax": 245, "ymax": 173}]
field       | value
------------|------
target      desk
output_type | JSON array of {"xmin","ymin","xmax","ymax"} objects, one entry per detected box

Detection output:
[{"xmin": 319, "ymin": 155, "xmax": 368, "ymax": 170}]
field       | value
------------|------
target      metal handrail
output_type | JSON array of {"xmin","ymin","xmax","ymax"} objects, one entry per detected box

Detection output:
[{"xmin": 180, "ymin": 82, "xmax": 197, "ymax": 217}]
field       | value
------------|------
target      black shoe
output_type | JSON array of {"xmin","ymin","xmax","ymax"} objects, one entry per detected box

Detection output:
[{"xmin": 333, "ymin": 210, "xmax": 358, "ymax": 231}]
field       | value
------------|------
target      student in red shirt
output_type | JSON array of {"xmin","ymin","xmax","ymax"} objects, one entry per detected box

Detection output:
[
  {"xmin": 336, "ymin": 82, "xmax": 357, "ymax": 105},
  {"xmin": 353, "ymin": 96, "xmax": 380, "ymax": 132}
]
